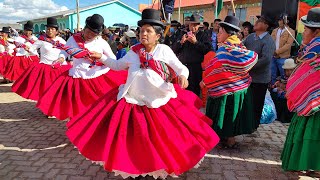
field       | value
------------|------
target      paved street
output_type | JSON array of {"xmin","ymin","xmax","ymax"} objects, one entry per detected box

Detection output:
[{"xmin": 0, "ymin": 80, "xmax": 317, "ymax": 180}]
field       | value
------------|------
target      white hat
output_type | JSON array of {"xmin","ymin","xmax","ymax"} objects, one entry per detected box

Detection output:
[
  {"xmin": 120, "ymin": 36, "xmax": 126, "ymax": 43},
  {"xmin": 124, "ymin": 30, "xmax": 136, "ymax": 38},
  {"xmin": 282, "ymin": 58, "xmax": 297, "ymax": 69}
]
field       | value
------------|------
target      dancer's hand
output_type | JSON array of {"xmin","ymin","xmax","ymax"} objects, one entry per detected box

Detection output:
[
  {"xmin": 178, "ymin": 75, "xmax": 188, "ymax": 89},
  {"xmin": 199, "ymin": 81, "xmax": 206, "ymax": 89},
  {"xmin": 53, "ymin": 57, "xmax": 65, "ymax": 64},
  {"xmin": 89, "ymin": 51, "xmax": 102, "ymax": 60}
]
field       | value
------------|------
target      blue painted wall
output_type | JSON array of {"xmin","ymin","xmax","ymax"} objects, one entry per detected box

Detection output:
[
  {"xmin": 32, "ymin": 17, "xmax": 69, "ymax": 33},
  {"xmin": 68, "ymin": 1, "xmax": 141, "ymax": 31},
  {"xmin": 31, "ymin": 1, "xmax": 141, "ymax": 33}
]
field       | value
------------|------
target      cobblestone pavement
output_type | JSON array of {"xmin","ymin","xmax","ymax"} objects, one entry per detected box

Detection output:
[{"xmin": 0, "ymin": 80, "xmax": 317, "ymax": 180}]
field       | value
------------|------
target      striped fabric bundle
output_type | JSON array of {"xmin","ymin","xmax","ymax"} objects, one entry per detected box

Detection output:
[
  {"xmin": 203, "ymin": 42, "xmax": 258, "ymax": 97},
  {"xmin": 13, "ymin": 41, "xmax": 27, "ymax": 48},
  {"xmin": 38, "ymin": 34, "xmax": 90, "ymax": 59},
  {"xmin": 38, "ymin": 33, "xmax": 103, "ymax": 68},
  {"xmin": 132, "ymin": 44, "xmax": 177, "ymax": 83},
  {"xmin": 286, "ymin": 56, "xmax": 320, "ymax": 116},
  {"xmin": 20, "ymin": 35, "xmax": 36, "ymax": 44}
]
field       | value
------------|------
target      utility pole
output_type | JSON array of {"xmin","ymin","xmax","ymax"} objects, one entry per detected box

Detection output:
[
  {"xmin": 178, "ymin": 0, "xmax": 181, "ymax": 22},
  {"xmin": 76, "ymin": 0, "xmax": 80, "ymax": 31}
]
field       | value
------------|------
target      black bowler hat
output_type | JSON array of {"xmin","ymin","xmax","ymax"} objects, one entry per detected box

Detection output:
[
  {"xmin": 46, "ymin": 17, "xmax": 59, "ymax": 28},
  {"xmin": 301, "ymin": 7, "xmax": 320, "ymax": 28},
  {"xmin": 171, "ymin": 20, "xmax": 181, "ymax": 27},
  {"xmin": 0, "ymin": 27, "xmax": 10, "ymax": 34},
  {"xmin": 219, "ymin": 15, "xmax": 241, "ymax": 32},
  {"xmin": 256, "ymin": 15, "xmax": 274, "ymax": 27},
  {"xmin": 138, "ymin": 9, "xmax": 164, "ymax": 28},
  {"xmin": 189, "ymin": 13, "xmax": 201, "ymax": 24},
  {"xmin": 24, "ymin": 21, "xmax": 34, "ymax": 31},
  {"xmin": 85, "ymin": 14, "xmax": 104, "ymax": 33}
]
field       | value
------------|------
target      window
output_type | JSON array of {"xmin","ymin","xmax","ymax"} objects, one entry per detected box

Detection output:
[
  {"xmin": 228, "ymin": 8, "xmax": 247, "ymax": 22},
  {"xmin": 249, "ymin": 16, "xmax": 255, "ymax": 25}
]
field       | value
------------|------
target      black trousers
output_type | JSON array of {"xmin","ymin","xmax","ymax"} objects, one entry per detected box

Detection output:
[
  {"xmin": 250, "ymin": 83, "xmax": 268, "ymax": 128},
  {"xmin": 185, "ymin": 63, "xmax": 202, "ymax": 97}
]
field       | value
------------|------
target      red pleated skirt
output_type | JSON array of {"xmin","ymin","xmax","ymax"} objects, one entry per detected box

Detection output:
[
  {"xmin": 66, "ymin": 85, "xmax": 219, "ymax": 178},
  {"xmin": 3, "ymin": 55, "xmax": 40, "ymax": 81},
  {"xmin": 0, "ymin": 54, "xmax": 13, "ymax": 75},
  {"xmin": 11, "ymin": 63, "xmax": 72, "ymax": 101},
  {"xmin": 36, "ymin": 70, "xmax": 127, "ymax": 120}
]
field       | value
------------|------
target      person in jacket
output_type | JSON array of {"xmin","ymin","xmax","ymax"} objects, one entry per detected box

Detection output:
[
  {"xmin": 177, "ymin": 13, "xmax": 212, "ymax": 96},
  {"xmin": 270, "ymin": 13, "xmax": 295, "ymax": 84}
]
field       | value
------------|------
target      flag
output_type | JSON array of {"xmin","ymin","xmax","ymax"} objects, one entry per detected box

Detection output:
[
  {"xmin": 215, "ymin": 0, "xmax": 223, "ymax": 18},
  {"xmin": 300, "ymin": 0, "xmax": 320, "ymax": 6}
]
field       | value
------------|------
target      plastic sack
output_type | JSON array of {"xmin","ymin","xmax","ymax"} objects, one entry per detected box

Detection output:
[{"xmin": 260, "ymin": 90, "xmax": 277, "ymax": 124}]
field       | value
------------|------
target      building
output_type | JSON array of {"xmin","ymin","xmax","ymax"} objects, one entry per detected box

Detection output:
[
  {"xmin": 0, "ymin": 24, "xmax": 22, "ymax": 30},
  {"xmin": 143, "ymin": 0, "xmax": 262, "ymax": 28},
  {"xmin": 18, "ymin": 0, "xmax": 141, "ymax": 33}
]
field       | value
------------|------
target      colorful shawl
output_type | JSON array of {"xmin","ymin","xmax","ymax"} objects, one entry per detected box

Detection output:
[
  {"xmin": 131, "ymin": 44, "xmax": 177, "ymax": 83},
  {"xmin": 20, "ymin": 35, "xmax": 36, "ymax": 44},
  {"xmin": 38, "ymin": 33, "xmax": 102, "ymax": 67},
  {"xmin": 13, "ymin": 41, "xmax": 27, "ymax": 49},
  {"xmin": 38, "ymin": 34, "xmax": 90, "ymax": 59},
  {"xmin": 297, "ymin": 36, "xmax": 320, "ymax": 62},
  {"xmin": 286, "ymin": 56, "xmax": 320, "ymax": 116},
  {"xmin": 203, "ymin": 36, "xmax": 258, "ymax": 97}
]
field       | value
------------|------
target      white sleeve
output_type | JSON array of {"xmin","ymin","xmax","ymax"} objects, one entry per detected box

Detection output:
[
  {"xmin": 101, "ymin": 50, "xmax": 134, "ymax": 70},
  {"xmin": 163, "ymin": 45, "xmax": 189, "ymax": 78},
  {"xmin": 58, "ymin": 37, "xmax": 66, "ymax": 45},
  {"xmin": 26, "ymin": 41, "xmax": 39, "ymax": 55},
  {"xmin": 11, "ymin": 29, "xmax": 19, "ymax": 37},
  {"xmin": 59, "ymin": 36, "xmax": 75, "ymax": 59},
  {"xmin": 0, "ymin": 45, "xmax": 5, "ymax": 53}
]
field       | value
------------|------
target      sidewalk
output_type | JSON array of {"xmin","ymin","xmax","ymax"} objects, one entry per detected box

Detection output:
[{"xmin": 0, "ymin": 81, "xmax": 317, "ymax": 180}]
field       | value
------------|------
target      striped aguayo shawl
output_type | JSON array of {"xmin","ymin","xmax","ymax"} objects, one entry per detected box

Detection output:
[
  {"xmin": 286, "ymin": 40, "xmax": 320, "ymax": 116},
  {"xmin": 38, "ymin": 33, "xmax": 90, "ymax": 59},
  {"xmin": 38, "ymin": 33, "xmax": 102, "ymax": 67},
  {"xmin": 131, "ymin": 44, "xmax": 177, "ymax": 83},
  {"xmin": 298, "ymin": 37, "xmax": 320, "ymax": 60},
  {"xmin": 203, "ymin": 40, "xmax": 258, "ymax": 97},
  {"xmin": 13, "ymin": 35, "xmax": 36, "ymax": 49}
]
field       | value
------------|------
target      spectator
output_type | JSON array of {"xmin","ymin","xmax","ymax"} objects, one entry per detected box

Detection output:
[
  {"xmin": 164, "ymin": 20, "xmax": 182, "ymax": 54},
  {"xmin": 211, "ymin": 19, "xmax": 221, "ymax": 51},
  {"xmin": 243, "ymin": 15, "xmax": 276, "ymax": 130},
  {"xmin": 242, "ymin": 21, "xmax": 254, "ymax": 40},
  {"xmin": 270, "ymin": 13, "xmax": 295, "ymax": 85},
  {"xmin": 177, "ymin": 13, "xmax": 212, "ymax": 96},
  {"xmin": 116, "ymin": 40, "xmax": 127, "ymax": 60},
  {"xmin": 124, "ymin": 30, "xmax": 139, "ymax": 47},
  {"xmin": 102, "ymin": 28, "xmax": 117, "ymax": 55}
]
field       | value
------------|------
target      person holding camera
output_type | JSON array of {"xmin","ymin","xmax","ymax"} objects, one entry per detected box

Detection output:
[
  {"xmin": 176, "ymin": 13, "xmax": 212, "ymax": 96},
  {"xmin": 270, "ymin": 13, "xmax": 295, "ymax": 85}
]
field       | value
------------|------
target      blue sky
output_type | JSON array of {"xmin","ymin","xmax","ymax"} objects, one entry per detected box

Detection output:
[{"xmin": 0, "ymin": 0, "xmax": 151, "ymax": 23}]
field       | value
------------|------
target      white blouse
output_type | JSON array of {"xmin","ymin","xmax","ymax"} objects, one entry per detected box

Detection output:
[
  {"xmin": 14, "ymin": 35, "xmax": 38, "ymax": 56},
  {"xmin": 101, "ymin": 44, "xmax": 189, "ymax": 108},
  {"xmin": 1, "ymin": 42, "xmax": 16, "ymax": 55},
  {"xmin": 32, "ymin": 36, "xmax": 67, "ymax": 65},
  {"xmin": 59, "ymin": 36, "xmax": 116, "ymax": 79}
]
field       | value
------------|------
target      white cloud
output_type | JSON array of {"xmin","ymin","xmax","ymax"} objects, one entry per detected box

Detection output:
[{"xmin": 0, "ymin": 0, "xmax": 68, "ymax": 23}]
